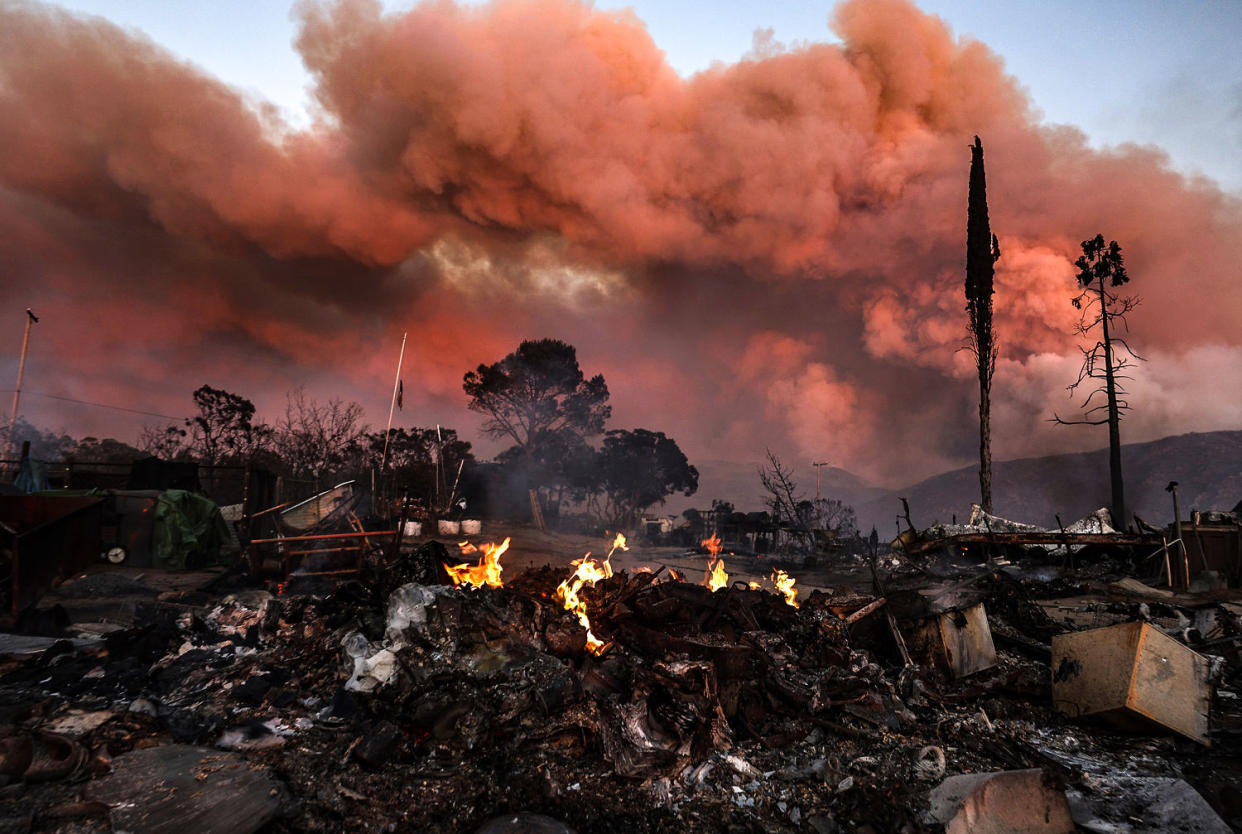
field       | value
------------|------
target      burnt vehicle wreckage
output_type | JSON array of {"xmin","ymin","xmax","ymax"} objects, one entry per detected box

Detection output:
[{"xmin": 1, "ymin": 488, "xmax": 1241, "ymax": 833}]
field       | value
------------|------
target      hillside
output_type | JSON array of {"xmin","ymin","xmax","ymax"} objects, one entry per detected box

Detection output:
[
  {"xmin": 659, "ymin": 433, "xmax": 1242, "ymax": 538},
  {"xmin": 855, "ymin": 430, "xmax": 1242, "ymax": 535},
  {"xmin": 660, "ymin": 458, "xmax": 888, "ymax": 520}
]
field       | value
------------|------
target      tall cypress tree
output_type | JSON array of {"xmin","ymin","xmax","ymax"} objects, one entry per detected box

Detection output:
[{"xmin": 965, "ymin": 137, "xmax": 1001, "ymax": 513}]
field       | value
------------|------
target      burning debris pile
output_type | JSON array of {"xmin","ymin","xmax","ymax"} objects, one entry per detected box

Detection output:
[{"xmin": 0, "ymin": 531, "xmax": 1240, "ymax": 833}]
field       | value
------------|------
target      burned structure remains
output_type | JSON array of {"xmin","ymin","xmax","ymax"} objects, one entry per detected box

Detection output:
[{"xmin": 1, "ymin": 483, "xmax": 1240, "ymax": 832}]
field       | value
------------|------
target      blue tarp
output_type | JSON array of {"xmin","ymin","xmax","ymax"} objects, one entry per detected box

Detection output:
[{"xmin": 13, "ymin": 457, "xmax": 49, "ymax": 494}]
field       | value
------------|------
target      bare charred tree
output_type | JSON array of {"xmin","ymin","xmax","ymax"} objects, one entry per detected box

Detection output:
[
  {"xmin": 759, "ymin": 450, "xmax": 815, "ymax": 550},
  {"xmin": 273, "ymin": 387, "xmax": 367, "ymax": 484},
  {"xmin": 1052, "ymin": 234, "xmax": 1141, "ymax": 529},
  {"xmin": 187, "ymin": 385, "xmax": 273, "ymax": 466},
  {"xmin": 965, "ymin": 136, "xmax": 1001, "ymax": 513}
]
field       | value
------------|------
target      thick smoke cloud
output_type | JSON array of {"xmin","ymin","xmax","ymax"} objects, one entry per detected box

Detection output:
[{"xmin": 1, "ymin": 0, "xmax": 1239, "ymax": 486}]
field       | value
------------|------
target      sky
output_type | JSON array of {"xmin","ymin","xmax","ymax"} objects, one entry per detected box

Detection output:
[{"xmin": 2, "ymin": 0, "xmax": 1241, "ymax": 487}]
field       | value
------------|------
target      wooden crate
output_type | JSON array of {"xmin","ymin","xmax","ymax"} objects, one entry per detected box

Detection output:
[{"xmin": 1051, "ymin": 621, "xmax": 1211, "ymax": 745}]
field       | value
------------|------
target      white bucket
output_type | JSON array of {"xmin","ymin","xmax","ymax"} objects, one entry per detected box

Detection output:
[
  {"xmin": 403, "ymin": 520, "xmax": 422, "ymax": 537},
  {"xmin": 460, "ymin": 519, "xmax": 482, "ymax": 536},
  {"xmin": 437, "ymin": 520, "xmax": 460, "ymax": 536}
]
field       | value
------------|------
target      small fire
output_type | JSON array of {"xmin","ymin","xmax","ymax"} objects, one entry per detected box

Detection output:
[
  {"xmin": 702, "ymin": 532, "xmax": 723, "ymax": 556},
  {"xmin": 704, "ymin": 558, "xmax": 728, "ymax": 592},
  {"xmin": 444, "ymin": 537, "xmax": 510, "ymax": 588},
  {"xmin": 747, "ymin": 580, "xmax": 761, "ymax": 590},
  {"xmin": 668, "ymin": 568, "xmax": 683, "ymax": 582},
  {"xmin": 771, "ymin": 569, "xmax": 800, "ymax": 608},
  {"xmin": 554, "ymin": 534, "xmax": 628, "ymax": 654}
]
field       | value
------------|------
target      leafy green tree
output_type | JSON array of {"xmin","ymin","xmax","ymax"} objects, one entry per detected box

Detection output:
[
  {"xmin": 1053, "ymin": 234, "xmax": 1140, "ymax": 528},
  {"xmin": 464, "ymin": 339, "xmax": 609, "ymax": 522},
  {"xmin": 463, "ymin": 339, "xmax": 610, "ymax": 466},
  {"xmin": 497, "ymin": 427, "xmax": 600, "ymax": 516},
  {"xmin": 188, "ymin": 385, "xmax": 272, "ymax": 465},
  {"xmin": 592, "ymin": 429, "xmax": 698, "ymax": 527}
]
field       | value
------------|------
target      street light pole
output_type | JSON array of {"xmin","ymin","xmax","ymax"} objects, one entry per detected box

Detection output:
[
  {"xmin": 812, "ymin": 461, "xmax": 829, "ymax": 501},
  {"xmin": 5, "ymin": 309, "xmax": 38, "ymax": 470}
]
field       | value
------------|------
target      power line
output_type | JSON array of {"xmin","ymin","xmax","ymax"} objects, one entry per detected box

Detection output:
[{"xmin": 0, "ymin": 390, "xmax": 187, "ymax": 422}]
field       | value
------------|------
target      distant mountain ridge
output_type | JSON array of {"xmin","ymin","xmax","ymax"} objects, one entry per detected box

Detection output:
[
  {"xmin": 856, "ymin": 431, "xmax": 1242, "ymax": 535},
  {"xmin": 667, "ymin": 432, "xmax": 1242, "ymax": 537}
]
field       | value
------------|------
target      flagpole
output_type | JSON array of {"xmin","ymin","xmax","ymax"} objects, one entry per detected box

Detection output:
[
  {"xmin": 5, "ymin": 309, "xmax": 38, "ymax": 476},
  {"xmin": 380, "ymin": 332, "xmax": 407, "ymax": 474}
]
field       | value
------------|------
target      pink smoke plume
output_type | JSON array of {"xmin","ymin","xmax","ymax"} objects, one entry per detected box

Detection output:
[{"xmin": 1, "ymin": 0, "xmax": 1239, "ymax": 485}]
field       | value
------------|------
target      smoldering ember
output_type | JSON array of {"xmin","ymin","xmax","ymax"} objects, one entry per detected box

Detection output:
[{"xmin": 3, "ymin": 0, "xmax": 1242, "ymax": 833}]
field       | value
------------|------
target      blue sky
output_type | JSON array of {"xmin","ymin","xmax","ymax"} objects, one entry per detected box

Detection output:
[{"xmin": 50, "ymin": 0, "xmax": 1242, "ymax": 192}]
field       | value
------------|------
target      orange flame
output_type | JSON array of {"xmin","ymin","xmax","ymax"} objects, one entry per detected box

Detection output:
[
  {"xmin": 443, "ymin": 537, "xmax": 510, "ymax": 588},
  {"xmin": 553, "ymin": 534, "xmax": 627, "ymax": 653},
  {"xmin": 747, "ymin": 580, "xmax": 761, "ymax": 590},
  {"xmin": 771, "ymin": 568, "xmax": 800, "ymax": 608},
  {"xmin": 702, "ymin": 532, "xmax": 723, "ymax": 556},
  {"xmin": 705, "ymin": 558, "xmax": 728, "ymax": 592}
]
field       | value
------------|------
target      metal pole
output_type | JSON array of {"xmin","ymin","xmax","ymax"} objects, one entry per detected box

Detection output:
[
  {"xmin": 5, "ymin": 309, "xmax": 38, "ymax": 473},
  {"xmin": 1167, "ymin": 481, "xmax": 1187, "ymax": 586},
  {"xmin": 379, "ymin": 332, "xmax": 407, "ymax": 474}
]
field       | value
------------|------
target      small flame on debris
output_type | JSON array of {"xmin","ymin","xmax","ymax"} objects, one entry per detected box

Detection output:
[
  {"xmin": 668, "ymin": 568, "xmax": 683, "ymax": 582},
  {"xmin": 771, "ymin": 569, "xmax": 800, "ymax": 608},
  {"xmin": 635, "ymin": 566, "xmax": 653, "ymax": 574},
  {"xmin": 444, "ymin": 537, "xmax": 510, "ymax": 588},
  {"xmin": 747, "ymin": 581, "xmax": 761, "ymax": 590},
  {"xmin": 702, "ymin": 532, "xmax": 723, "ymax": 556},
  {"xmin": 554, "ymin": 534, "xmax": 627, "ymax": 653},
  {"xmin": 705, "ymin": 558, "xmax": 728, "ymax": 592},
  {"xmin": 276, "ymin": 582, "xmax": 287, "ymax": 596}
]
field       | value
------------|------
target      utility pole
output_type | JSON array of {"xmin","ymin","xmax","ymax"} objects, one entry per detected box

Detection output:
[
  {"xmin": 5, "ymin": 309, "xmax": 38, "ymax": 473},
  {"xmin": 812, "ymin": 461, "xmax": 830, "ymax": 501}
]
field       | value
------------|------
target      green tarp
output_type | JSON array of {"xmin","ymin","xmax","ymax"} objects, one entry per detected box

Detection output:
[{"xmin": 152, "ymin": 490, "xmax": 231, "ymax": 570}]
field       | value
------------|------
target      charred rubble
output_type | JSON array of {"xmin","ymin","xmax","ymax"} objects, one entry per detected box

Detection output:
[{"xmin": 0, "ymin": 524, "xmax": 1240, "ymax": 833}]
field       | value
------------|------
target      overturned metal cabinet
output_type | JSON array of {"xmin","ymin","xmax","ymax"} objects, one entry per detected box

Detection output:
[{"xmin": 1051, "ymin": 621, "xmax": 1212, "ymax": 746}]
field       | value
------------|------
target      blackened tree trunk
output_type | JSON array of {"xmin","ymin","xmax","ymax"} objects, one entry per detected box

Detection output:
[
  {"xmin": 1052, "ymin": 234, "xmax": 1137, "ymax": 532},
  {"xmin": 965, "ymin": 137, "xmax": 1001, "ymax": 513},
  {"xmin": 1097, "ymin": 274, "xmax": 1126, "ymax": 527}
]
